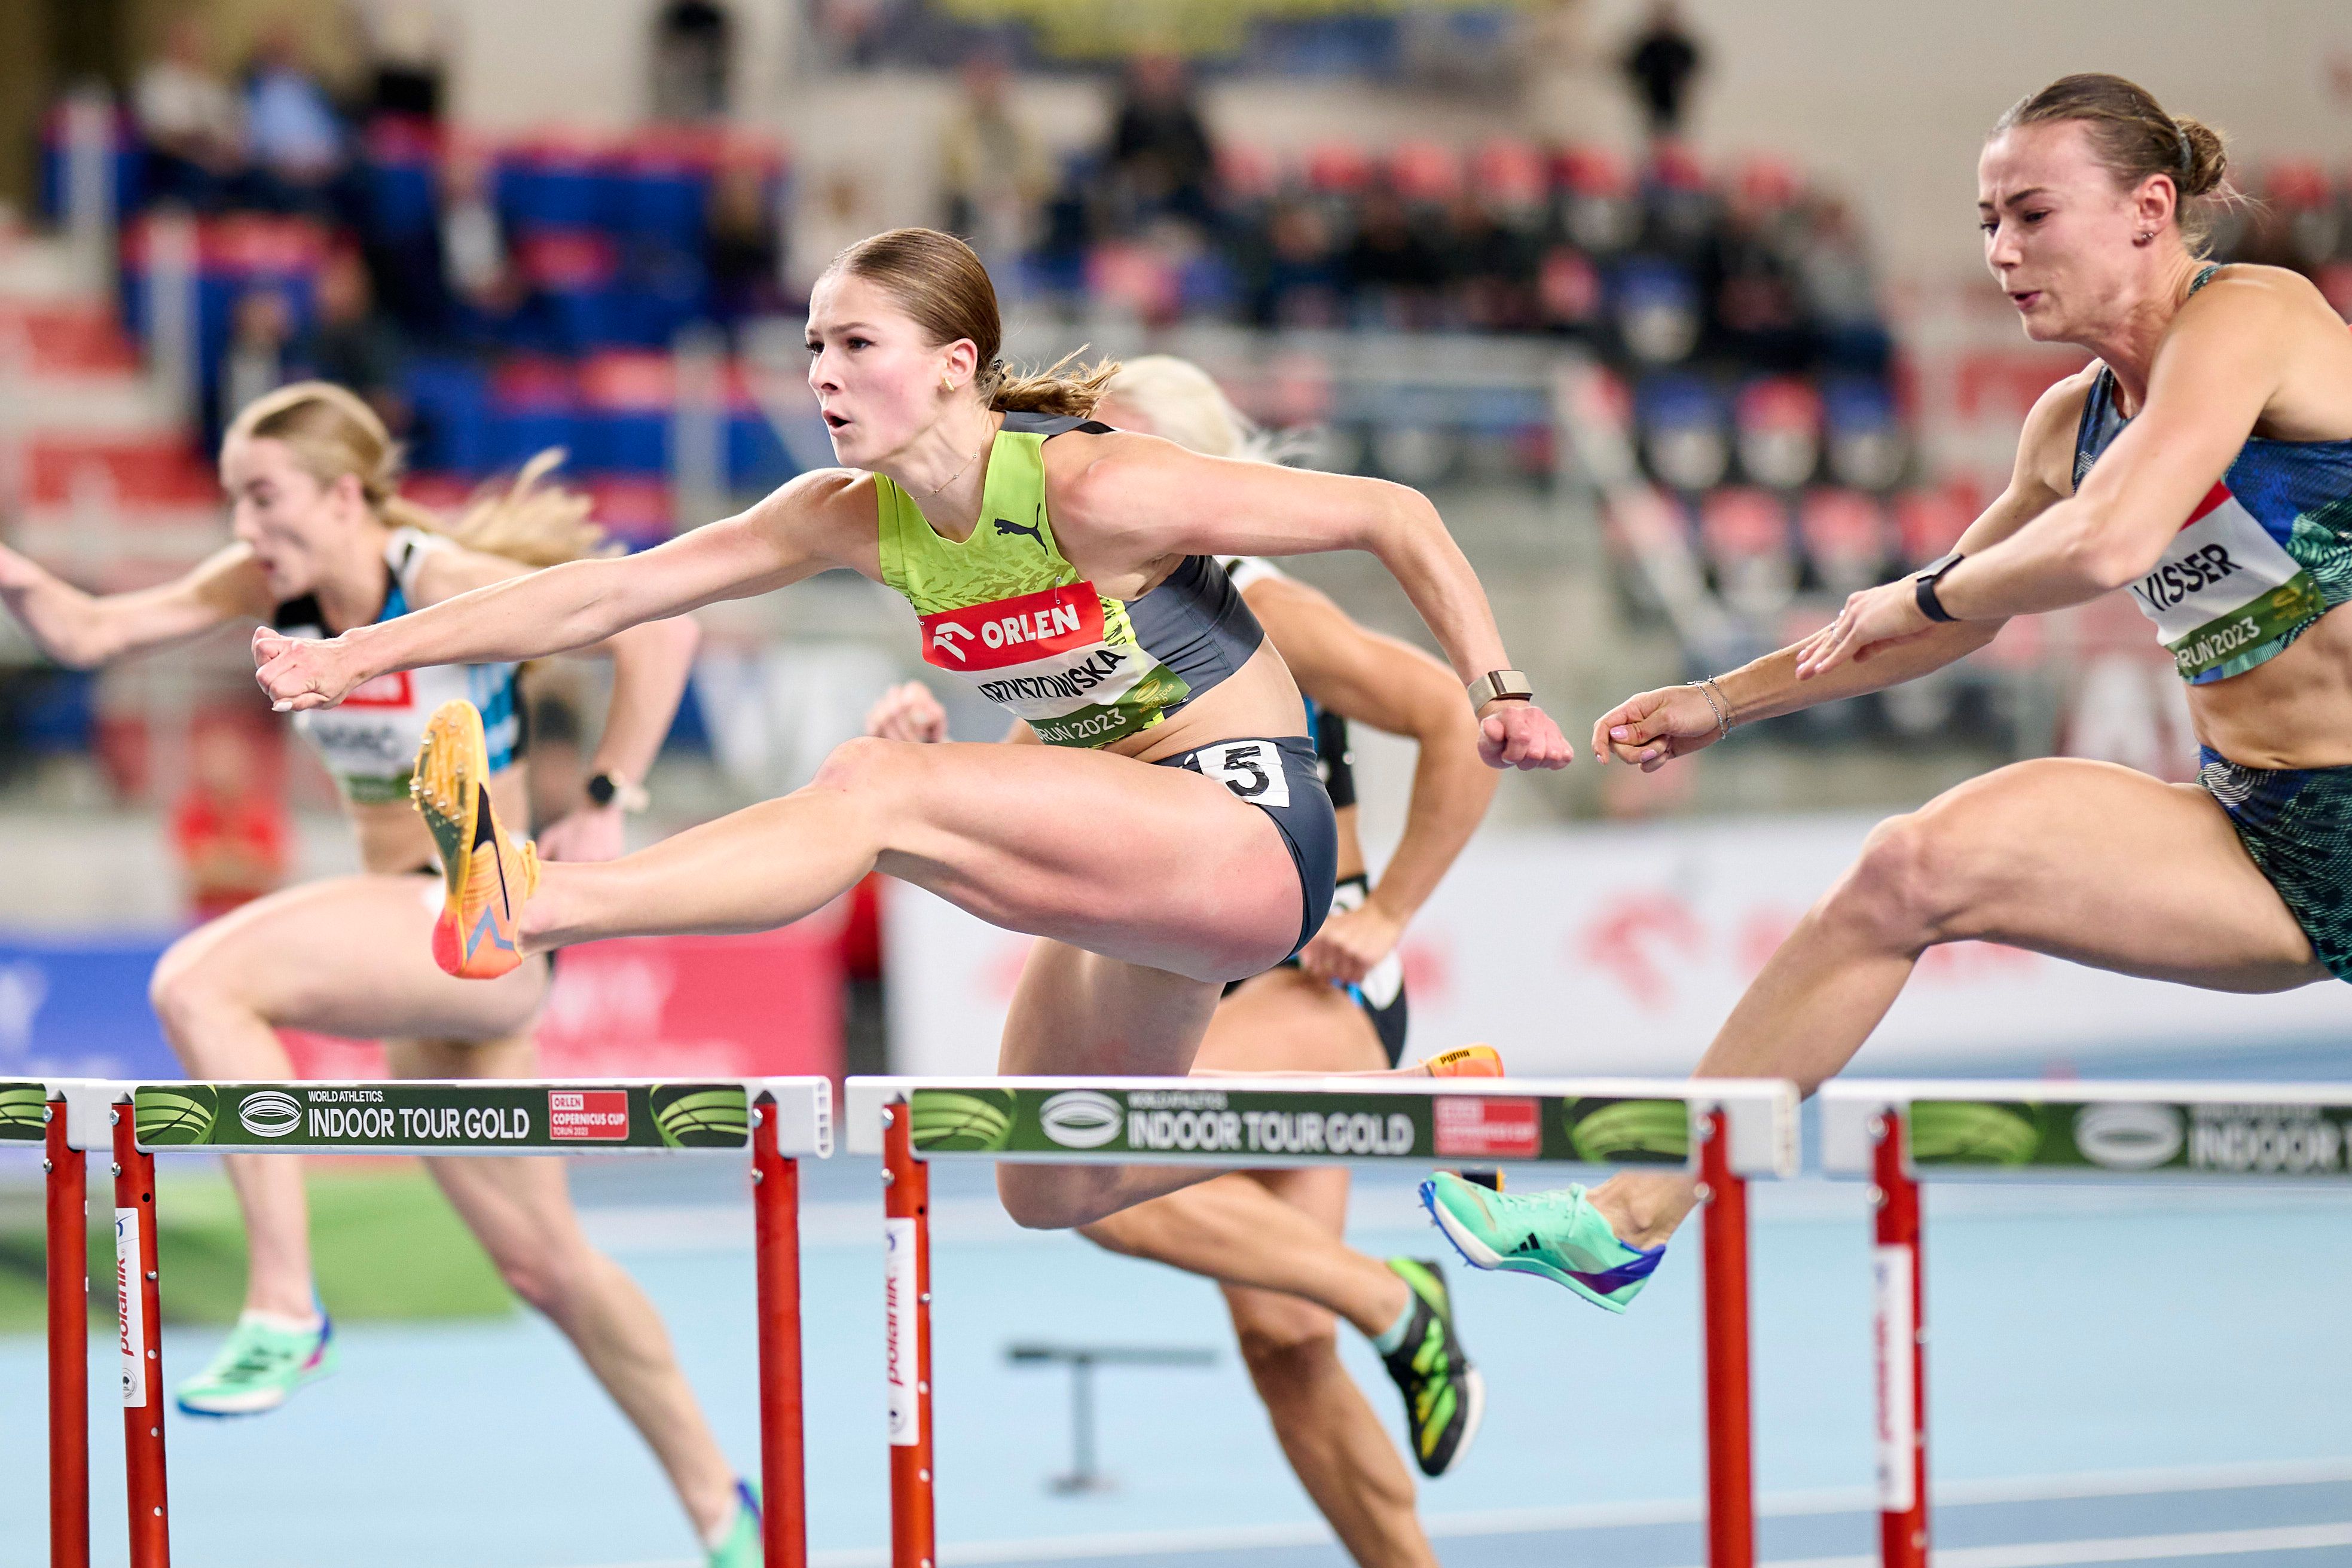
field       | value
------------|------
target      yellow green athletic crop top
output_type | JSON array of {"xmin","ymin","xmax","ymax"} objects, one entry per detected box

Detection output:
[{"xmin": 874, "ymin": 411, "xmax": 1265, "ymax": 747}]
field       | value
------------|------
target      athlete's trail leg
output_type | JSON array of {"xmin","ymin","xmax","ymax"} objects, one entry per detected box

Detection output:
[
  {"xmin": 1080, "ymin": 976, "xmax": 1413, "ymax": 1331},
  {"xmin": 1588, "ymin": 760, "xmax": 2327, "ymax": 1248},
  {"xmin": 1223, "ymin": 1171, "xmax": 1436, "ymax": 1568},
  {"xmin": 395, "ymin": 1034, "xmax": 740, "ymax": 1541},
  {"xmin": 152, "ymin": 876, "xmax": 552, "ymax": 1321},
  {"xmin": 148, "ymin": 947, "xmax": 314, "ymax": 1317}
]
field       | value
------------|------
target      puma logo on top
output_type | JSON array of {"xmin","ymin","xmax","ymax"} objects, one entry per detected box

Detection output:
[{"xmin": 994, "ymin": 514, "xmax": 1046, "ymax": 548}]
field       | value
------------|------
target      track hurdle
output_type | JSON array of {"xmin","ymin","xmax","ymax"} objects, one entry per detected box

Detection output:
[
  {"xmin": 845, "ymin": 1073, "xmax": 1800, "ymax": 1568},
  {"xmin": 21, "ymin": 1076, "xmax": 831, "ymax": 1568},
  {"xmin": 1822, "ymin": 1078, "xmax": 2352, "ymax": 1568}
]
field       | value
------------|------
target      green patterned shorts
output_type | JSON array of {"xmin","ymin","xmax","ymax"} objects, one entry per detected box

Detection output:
[{"xmin": 2199, "ymin": 746, "xmax": 2352, "ymax": 981}]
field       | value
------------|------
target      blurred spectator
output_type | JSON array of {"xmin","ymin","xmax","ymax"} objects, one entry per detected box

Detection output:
[
  {"xmin": 1794, "ymin": 194, "xmax": 1892, "ymax": 374},
  {"xmin": 243, "ymin": 25, "xmax": 349, "ymax": 213},
  {"xmin": 170, "ymin": 725, "xmax": 289, "ymax": 924},
  {"xmin": 1104, "ymin": 53, "xmax": 1218, "ymax": 234},
  {"xmin": 218, "ymin": 286, "xmax": 294, "ymax": 437},
  {"xmin": 437, "ymin": 145, "xmax": 521, "ymax": 331},
  {"xmin": 1244, "ymin": 197, "xmax": 1344, "ymax": 329},
  {"xmin": 293, "ymin": 248, "xmax": 407, "ymax": 427},
  {"xmin": 1437, "ymin": 189, "xmax": 1537, "ymax": 331},
  {"xmin": 707, "ymin": 163, "xmax": 785, "ymax": 325},
  {"xmin": 652, "ymin": 0, "xmax": 732, "ymax": 122},
  {"xmin": 355, "ymin": 0, "xmax": 454, "ymax": 121},
  {"xmin": 1706, "ymin": 174, "xmax": 1809, "ymax": 371},
  {"xmin": 789, "ymin": 165, "xmax": 875, "ymax": 300},
  {"xmin": 939, "ymin": 52, "xmax": 1050, "ymax": 280},
  {"xmin": 135, "ymin": 18, "xmax": 246, "ymax": 210},
  {"xmin": 1620, "ymin": 1, "xmax": 1704, "ymax": 140},
  {"xmin": 1346, "ymin": 187, "xmax": 1443, "ymax": 330}
]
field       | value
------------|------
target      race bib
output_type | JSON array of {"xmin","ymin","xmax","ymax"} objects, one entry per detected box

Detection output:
[
  {"xmin": 1185, "ymin": 739, "xmax": 1291, "ymax": 808},
  {"xmin": 2128, "ymin": 481, "xmax": 2322, "ymax": 683}
]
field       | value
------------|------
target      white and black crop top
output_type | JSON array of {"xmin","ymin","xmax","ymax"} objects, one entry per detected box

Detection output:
[{"xmin": 272, "ymin": 527, "xmax": 525, "ymax": 804}]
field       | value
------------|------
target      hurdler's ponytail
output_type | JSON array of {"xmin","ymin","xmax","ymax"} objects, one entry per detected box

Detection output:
[{"xmin": 230, "ymin": 382, "xmax": 613, "ymax": 567}]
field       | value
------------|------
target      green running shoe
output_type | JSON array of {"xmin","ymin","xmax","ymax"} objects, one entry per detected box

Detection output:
[
  {"xmin": 1419, "ymin": 1172, "xmax": 1665, "ymax": 1315},
  {"xmin": 175, "ymin": 1311, "xmax": 337, "ymax": 1417},
  {"xmin": 1378, "ymin": 1258, "xmax": 1484, "ymax": 1478},
  {"xmin": 706, "ymin": 1479, "xmax": 762, "ymax": 1567}
]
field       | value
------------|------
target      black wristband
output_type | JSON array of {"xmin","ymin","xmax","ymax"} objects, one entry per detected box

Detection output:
[{"xmin": 1913, "ymin": 551, "xmax": 1964, "ymax": 624}]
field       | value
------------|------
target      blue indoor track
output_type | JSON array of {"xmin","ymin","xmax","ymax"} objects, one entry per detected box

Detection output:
[{"xmin": 5, "ymin": 1049, "xmax": 2349, "ymax": 1567}]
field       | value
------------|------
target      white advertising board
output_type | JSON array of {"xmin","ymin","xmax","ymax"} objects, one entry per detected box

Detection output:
[{"xmin": 885, "ymin": 812, "xmax": 2352, "ymax": 1077}]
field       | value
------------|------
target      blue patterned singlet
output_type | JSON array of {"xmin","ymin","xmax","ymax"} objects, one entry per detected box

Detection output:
[{"xmin": 2072, "ymin": 265, "xmax": 2352, "ymax": 684}]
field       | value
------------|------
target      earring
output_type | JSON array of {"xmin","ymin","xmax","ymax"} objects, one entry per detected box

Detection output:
[
  {"xmin": 2136, "ymin": 230, "xmax": 2155, "ymax": 244},
  {"xmin": 941, "ymin": 376, "xmax": 955, "ymax": 393}
]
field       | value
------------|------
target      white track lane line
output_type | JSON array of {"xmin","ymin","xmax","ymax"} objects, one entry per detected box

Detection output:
[
  {"xmin": 558, "ymin": 1459, "xmax": 2352, "ymax": 1568},
  {"xmin": 1743, "ymin": 1521, "xmax": 2352, "ymax": 1568}
]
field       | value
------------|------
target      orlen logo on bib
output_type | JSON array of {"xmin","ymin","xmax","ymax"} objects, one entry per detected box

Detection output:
[
  {"xmin": 920, "ymin": 583, "xmax": 1104, "ymax": 671},
  {"xmin": 342, "ymin": 670, "xmax": 415, "ymax": 708}
]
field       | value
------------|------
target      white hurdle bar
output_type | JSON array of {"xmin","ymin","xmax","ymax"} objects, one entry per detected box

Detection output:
[
  {"xmin": 1821, "ymin": 1078, "xmax": 2352, "ymax": 1568},
  {"xmin": 846, "ymin": 1074, "xmax": 1799, "ymax": 1568}
]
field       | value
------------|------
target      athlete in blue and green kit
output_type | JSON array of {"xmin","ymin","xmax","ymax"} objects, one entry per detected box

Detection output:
[{"xmin": 1428, "ymin": 75, "xmax": 2352, "ymax": 1308}]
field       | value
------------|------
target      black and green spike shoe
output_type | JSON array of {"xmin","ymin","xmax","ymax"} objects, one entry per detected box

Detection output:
[{"xmin": 1378, "ymin": 1257, "xmax": 1484, "ymax": 1478}]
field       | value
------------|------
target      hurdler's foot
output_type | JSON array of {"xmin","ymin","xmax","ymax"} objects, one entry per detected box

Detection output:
[
  {"xmin": 413, "ymin": 699, "xmax": 540, "ymax": 979},
  {"xmin": 1419, "ymin": 1173, "xmax": 1664, "ymax": 1315}
]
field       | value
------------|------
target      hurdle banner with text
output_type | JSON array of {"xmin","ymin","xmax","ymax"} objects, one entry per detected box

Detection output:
[
  {"xmin": 0, "ymin": 924, "xmax": 842, "ymax": 1084},
  {"xmin": 1865, "ymin": 1093, "xmax": 2352, "ymax": 1177},
  {"xmin": 885, "ymin": 815, "xmax": 2352, "ymax": 1076},
  {"xmin": 129, "ymin": 1080, "xmax": 754, "ymax": 1153},
  {"xmin": 900, "ymin": 1081, "xmax": 1699, "ymax": 1164}
]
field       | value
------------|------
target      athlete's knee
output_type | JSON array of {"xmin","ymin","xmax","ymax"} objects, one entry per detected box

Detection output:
[
  {"xmin": 488, "ymin": 1236, "xmax": 596, "ymax": 1319},
  {"xmin": 1837, "ymin": 774, "xmax": 2041, "ymax": 946},
  {"xmin": 1232, "ymin": 1304, "xmax": 1340, "ymax": 1392},
  {"xmin": 148, "ymin": 938, "xmax": 245, "ymax": 1049},
  {"xmin": 1832, "ymin": 806, "xmax": 1975, "ymax": 947},
  {"xmin": 995, "ymin": 1167, "xmax": 1102, "ymax": 1231},
  {"xmin": 810, "ymin": 735, "xmax": 923, "ymax": 802}
]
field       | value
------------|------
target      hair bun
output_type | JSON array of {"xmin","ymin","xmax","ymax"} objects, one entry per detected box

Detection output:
[{"xmin": 2173, "ymin": 116, "xmax": 2227, "ymax": 199}]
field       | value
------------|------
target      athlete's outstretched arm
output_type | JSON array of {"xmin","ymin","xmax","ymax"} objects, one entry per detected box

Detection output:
[
  {"xmin": 1592, "ymin": 369, "xmax": 2091, "ymax": 768},
  {"xmin": 1245, "ymin": 573, "xmax": 1496, "ymax": 982},
  {"xmin": 0, "ymin": 542, "xmax": 268, "ymax": 668},
  {"xmin": 1052, "ymin": 434, "xmax": 1570, "ymax": 769},
  {"xmin": 254, "ymin": 470, "xmax": 873, "ymax": 711},
  {"xmin": 366, "ymin": 541, "xmax": 705, "ymax": 860},
  {"xmin": 1799, "ymin": 272, "xmax": 2314, "ymax": 678}
]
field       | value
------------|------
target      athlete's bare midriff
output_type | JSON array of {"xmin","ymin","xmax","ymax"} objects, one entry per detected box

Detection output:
[
  {"xmin": 347, "ymin": 765, "xmax": 530, "ymax": 876},
  {"xmin": 2187, "ymin": 606, "xmax": 2352, "ymax": 769},
  {"xmin": 1108, "ymin": 640, "xmax": 1310, "ymax": 765}
]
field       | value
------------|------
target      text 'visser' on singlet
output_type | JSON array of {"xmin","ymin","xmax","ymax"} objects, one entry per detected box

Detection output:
[
  {"xmin": 874, "ymin": 412, "xmax": 1264, "ymax": 747},
  {"xmin": 2075, "ymin": 265, "xmax": 2352, "ymax": 685},
  {"xmin": 274, "ymin": 527, "xmax": 524, "ymax": 803}
]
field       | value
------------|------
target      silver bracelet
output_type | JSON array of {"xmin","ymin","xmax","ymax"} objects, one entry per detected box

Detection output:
[{"xmin": 1688, "ymin": 678, "xmax": 1732, "ymax": 741}]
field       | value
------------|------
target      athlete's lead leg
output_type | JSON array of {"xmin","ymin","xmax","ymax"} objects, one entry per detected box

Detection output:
[
  {"xmin": 1590, "ymin": 759, "xmax": 2328, "ymax": 1248},
  {"xmin": 518, "ymin": 736, "xmax": 1303, "ymax": 983}
]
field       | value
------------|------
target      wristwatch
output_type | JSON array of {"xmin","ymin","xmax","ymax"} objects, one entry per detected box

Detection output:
[
  {"xmin": 585, "ymin": 771, "xmax": 651, "ymax": 814},
  {"xmin": 1913, "ymin": 552, "xmax": 1966, "ymax": 624},
  {"xmin": 1465, "ymin": 669, "xmax": 1534, "ymax": 710}
]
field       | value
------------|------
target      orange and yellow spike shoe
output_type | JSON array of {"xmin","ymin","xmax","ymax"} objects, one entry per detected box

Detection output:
[
  {"xmin": 412, "ymin": 700, "xmax": 540, "ymax": 980},
  {"xmin": 1418, "ymin": 1044, "xmax": 1505, "ymax": 1079}
]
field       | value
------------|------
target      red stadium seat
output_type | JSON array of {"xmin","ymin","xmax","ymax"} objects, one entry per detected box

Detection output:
[
  {"xmin": 1388, "ymin": 141, "xmax": 1461, "ymax": 204},
  {"xmin": 1471, "ymin": 137, "xmax": 1545, "ymax": 210},
  {"xmin": 1305, "ymin": 140, "xmax": 1373, "ymax": 194}
]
